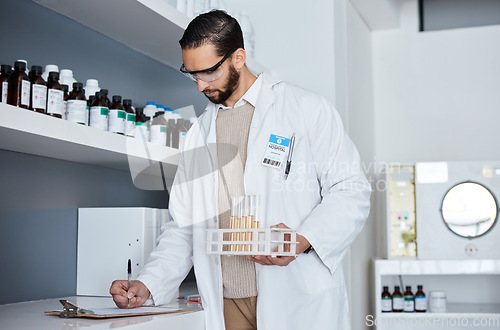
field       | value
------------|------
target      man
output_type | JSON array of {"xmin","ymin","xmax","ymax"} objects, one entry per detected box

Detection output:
[{"xmin": 110, "ymin": 10, "xmax": 371, "ymax": 330}]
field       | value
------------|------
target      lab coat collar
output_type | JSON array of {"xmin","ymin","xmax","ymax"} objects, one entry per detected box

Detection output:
[{"xmin": 217, "ymin": 73, "xmax": 263, "ymax": 110}]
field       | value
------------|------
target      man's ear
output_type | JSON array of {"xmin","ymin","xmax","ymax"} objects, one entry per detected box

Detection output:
[{"xmin": 232, "ymin": 48, "xmax": 247, "ymax": 70}]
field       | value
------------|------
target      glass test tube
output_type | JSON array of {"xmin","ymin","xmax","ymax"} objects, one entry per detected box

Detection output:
[
  {"xmin": 235, "ymin": 196, "xmax": 243, "ymax": 252},
  {"xmin": 230, "ymin": 196, "xmax": 237, "ymax": 252},
  {"xmin": 241, "ymin": 197, "xmax": 248, "ymax": 251}
]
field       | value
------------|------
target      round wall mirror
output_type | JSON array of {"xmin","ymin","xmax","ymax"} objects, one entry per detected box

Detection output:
[{"xmin": 441, "ymin": 182, "xmax": 498, "ymax": 238}]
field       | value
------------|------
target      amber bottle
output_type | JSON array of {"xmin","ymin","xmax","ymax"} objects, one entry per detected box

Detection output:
[
  {"xmin": 29, "ymin": 65, "xmax": 47, "ymax": 113},
  {"xmin": 415, "ymin": 285, "xmax": 427, "ymax": 312},
  {"xmin": 0, "ymin": 64, "xmax": 12, "ymax": 104},
  {"xmin": 46, "ymin": 72, "xmax": 64, "ymax": 118},
  {"xmin": 381, "ymin": 286, "xmax": 392, "ymax": 313},
  {"xmin": 67, "ymin": 82, "xmax": 87, "ymax": 125},
  {"xmin": 7, "ymin": 61, "xmax": 31, "ymax": 109},
  {"xmin": 392, "ymin": 286, "xmax": 403, "ymax": 312}
]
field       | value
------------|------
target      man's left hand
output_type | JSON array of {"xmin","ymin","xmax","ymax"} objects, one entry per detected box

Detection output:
[{"xmin": 246, "ymin": 223, "xmax": 311, "ymax": 267}]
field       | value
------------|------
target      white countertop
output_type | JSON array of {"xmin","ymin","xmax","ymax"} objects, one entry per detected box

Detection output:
[{"xmin": 0, "ymin": 295, "xmax": 204, "ymax": 330}]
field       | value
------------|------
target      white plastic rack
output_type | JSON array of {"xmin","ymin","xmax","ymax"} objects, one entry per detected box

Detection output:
[{"xmin": 206, "ymin": 228, "xmax": 298, "ymax": 257}]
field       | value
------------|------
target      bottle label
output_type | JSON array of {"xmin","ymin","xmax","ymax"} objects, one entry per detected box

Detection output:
[
  {"xmin": 67, "ymin": 99, "xmax": 87, "ymax": 124},
  {"xmin": 21, "ymin": 80, "xmax": 31, "ymax": 106},
  {"xmin": 47, "ymin": 89, "xmax": 64, "ymax": 115},
  {"xmin": 1, "ymin": 81, "xmax": 8, "ymax": 103},
  {"xmin": 89, "ymin": 106, "xmax": 109, "ymax": 131},
  {"xmin": 150, "ymin": 125, "xmax": 167, "ymax": 145},
  {"xmin": 134, "ymin": 123, "xmax": 149, "ymax": 141},
  {"xmin": 32, "ymin": 84, "xmax": 47, "ymax": 110},
  {"xmin": 108, "ymin": 109, "xmax": 126, "ymax": 134},
  {"xmin": 125, "ymin": 113, "xmax": 136, "ymax": 137},
  {"xmin": 63, "ymin": 101, "xmax": 67, "ymax": 120},
  {"xmin": 392, "ymin": 297, "xmax": 404, "ymax": 310},
  {"xmin": 415, "ymin": 296, "xmax": 427, "ymax": 311},
  {"xmin": 381, "ymin": 297, "xmax": 392, "ymax": 312},
  {"xmin": 404, "ymin": 296, "xmax": 414, "ymax": 312}
]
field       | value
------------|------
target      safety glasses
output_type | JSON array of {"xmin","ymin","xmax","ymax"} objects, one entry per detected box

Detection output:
[{"xmin": 180, "ymin": 48, "xmax": 238, "ymax": 83}]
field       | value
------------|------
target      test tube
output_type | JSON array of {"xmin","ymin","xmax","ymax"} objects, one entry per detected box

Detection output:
[
  {"xmin": 230, "ymin": 196, "xmax": 237, "ymax": 252},
  {"xmin": 235, "ymin": 196, "xmax": 243, "ymax": 252},
  {"xmin": 241, "ymin": 196, "xmax": 248, "ymax": 251}
]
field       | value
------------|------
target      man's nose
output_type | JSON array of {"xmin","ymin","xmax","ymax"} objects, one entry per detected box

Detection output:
[{"xmin": 196, "ymin": 79, "xmax": 209, "ymax": 92}]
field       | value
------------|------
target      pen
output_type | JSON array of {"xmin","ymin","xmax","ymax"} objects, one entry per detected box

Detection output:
[
  {"xmin": 127, "ymin": 259, "xmax": 131, "ymax": 307},
  {"xmin": 284, "ymin": 133, "xmax": 296, "ymax": 180}
]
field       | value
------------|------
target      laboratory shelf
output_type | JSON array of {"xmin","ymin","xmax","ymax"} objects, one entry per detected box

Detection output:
[
  {"xmin": 32, "ymin": 0, "xmax": 269, "ymax": 74},
  {"xmin": 380, "ymin": 303, "xmax": 500, "ymax": 319},
  {"xmin": 375, "ymin": 259, "xmax": 500, "ymax": 276},
  {"xmin": 0, "ymin": 103, "xmax": 179, "ymax": 176}
]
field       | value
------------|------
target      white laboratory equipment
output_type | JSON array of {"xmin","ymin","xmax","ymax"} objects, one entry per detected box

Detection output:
[
  {"xmin": 77, "ymin": 207, "xmax": 170, "ymax": 296},
  {"xmin": 415, "ymin": 161, "xmax": 500, "ymax": 259}
]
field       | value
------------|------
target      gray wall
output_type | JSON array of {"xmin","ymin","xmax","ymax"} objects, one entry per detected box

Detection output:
[{"xmin": 0, "ymin": 0, "xmax": 202, "ymax": 304}]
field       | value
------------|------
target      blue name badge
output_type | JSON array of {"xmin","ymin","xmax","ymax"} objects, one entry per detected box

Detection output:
[{"xmin": 262, "ymin": 134, "xmax": 291, "ymax": 169}]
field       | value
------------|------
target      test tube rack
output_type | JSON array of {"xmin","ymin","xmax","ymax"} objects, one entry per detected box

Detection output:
[{"xmin": 206, "ymin": 227, "xmax": 298, "ymax": 256}]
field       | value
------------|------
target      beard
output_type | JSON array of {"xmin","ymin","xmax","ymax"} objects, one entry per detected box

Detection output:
[{"xmin": 203, "ymin": 64, "xmax": 240, "ymax": 105}]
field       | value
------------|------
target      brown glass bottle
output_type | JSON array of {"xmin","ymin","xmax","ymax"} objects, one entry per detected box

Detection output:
[
  {"xmin": 46, "ymin": 72, "xmax": 64, "ymax": 118},
  {"xmin": 7, "ymin": 61, "xmax": 31, "ymax": 109},
  {"xmin": 67, "ymin": 82, "xmax": 87, "ymax": 125},
  {"xmin": 100, "ymin": 89, "xmax": 111, "ymax": 108},
  {"xmin": 108, "ymin": 95, "xmax": 126, "ymax": 135},
  {"xmin": 61, "ymin": 84, "xmax": 69, "ymax": 120},
  {"xmin": 403, "ymin": 286, "xmax": 414, "ymax": 312},
  {"xmin": 29, "ymin": 65, "xmax": 47, "ymax": 113},
  {"xmin": 414, "ymin": 285, "xmax": 427, "ymax": 312},
  {"xmin": 89, "ymin": 91, "xmax": 109, "ymax": 131},
  {"xmin": 381, "ymin": 286, "xmax": 392, "ymax": 313},
  {"xmin": 392, "ymin": 286, "xmax": 403, "ymax": 312},
  {"xmin": 0, "ymin": 64, "xmax": 12, "ymax": 104},
  {"xmin": 123, "ymin": 99, "xmax": 136, "ymax": 137}
]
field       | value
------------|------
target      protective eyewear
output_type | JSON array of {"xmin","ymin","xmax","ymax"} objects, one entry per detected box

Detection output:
[{"xmin": 180, "ymin": 48, "xmax": 238, "ymax": 82}]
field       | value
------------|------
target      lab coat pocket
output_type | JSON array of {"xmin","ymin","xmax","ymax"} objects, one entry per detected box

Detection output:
[{"xmin": 297, "ymin": 252, "xmax": 341, "ymax": 294}]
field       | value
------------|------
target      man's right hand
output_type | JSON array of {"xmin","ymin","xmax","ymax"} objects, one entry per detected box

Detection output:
[{"xmin": 109, "ymin": 280, "xmax": 151, "ymax": 309}]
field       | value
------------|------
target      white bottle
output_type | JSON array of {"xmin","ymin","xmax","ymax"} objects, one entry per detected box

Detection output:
[
  {"xmin": 172, "ymin": 109, "xmax": 183, "ymax": 123},
  {"xmin": 60, "ymin": 69, "xmax": 77, "ymax": 90},
  {"xmin": 84, "ymin": 79, "xmax": 100, "ymax": 99},
  {"xmin": 42, "ymin": 64, "xmax": 59, "ymax": 81},
  {"xmin": 143, "ymin": 101, "xmax": 157, "ymax": 118}
]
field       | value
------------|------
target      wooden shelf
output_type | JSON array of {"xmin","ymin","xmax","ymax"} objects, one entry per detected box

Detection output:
[
  {"xmin": 32, "ymin": 0, "xmax": 269, "ymax": 74},
  {"xmin": 0, "ymin": 103, "xmax": 179, "ymax": 180}
]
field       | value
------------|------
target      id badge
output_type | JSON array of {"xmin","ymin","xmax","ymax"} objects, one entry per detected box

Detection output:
[{"xmin": 262, "ymin": 134, "xmax": 290, "ymax": 169}]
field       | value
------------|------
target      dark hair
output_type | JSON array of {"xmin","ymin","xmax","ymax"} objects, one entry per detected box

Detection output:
[{"xmin": 179, "ymin": 10, "xmax": 244, "ymax": 56}]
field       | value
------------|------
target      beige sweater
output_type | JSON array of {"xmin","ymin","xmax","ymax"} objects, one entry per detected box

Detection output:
[{"xmin": 216, "ymin": 102, "xmax": 257, "ymax": 299}]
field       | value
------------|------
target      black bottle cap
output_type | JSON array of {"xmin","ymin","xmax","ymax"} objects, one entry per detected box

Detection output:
[
  {"xmin": 154, "ymin": 111, "xmax": 164, "ymax": 118},
  {"xmin": 383, "ymin": 286, "xmax": 389, "ymax": 291},
  {"xmin": 417, "ymin": 285, "xmax": 423, "ymax": 290},
  {"xmin": 101, "ymin": 89, "xmax": 109, "ymax": 95},
  {"xmin": 88, "ymin": 95, "xmax": 96, "ymax": 103},
  {"xmin": 394, "ymin": 286, "xmax": 400, "ymax": 290},
  {"xmin": 123, "ymin": 99, "xmax": 132, "ymax": 106},
  {"xmin": 48, "ymin": 71, "xmax": 59, "ymax": 80},
  {"xmin": 406, "ymin": 286, "xmax": 411, "ymax": 291},
  {"xmin": 95, "ymin": 91, "xmax": 102, "ymax": 98},
  {"xmin": 61, "ymin": 84, "xmax": 69, "ymax": 93},
  {"xmin": 1, "ymin": 64, "xmax": 12, "ymax": 74},
  {"xmin": 30, "ymin": 65, "xmax": 43, "ymax": 74},
  {"xmin": 14, "ymin": 61, "xmax": 27, "ymax": 71},
  {"xmin": 144, "ymin": 115, "xmax": 150, "ymax": 121},
  {"xmin": 112, "ymin": 95, "xmax": 122, "ymax": 103},
  {"xmin": 73, "ymin": 82, "xmax": 83, "ymax": 90}
]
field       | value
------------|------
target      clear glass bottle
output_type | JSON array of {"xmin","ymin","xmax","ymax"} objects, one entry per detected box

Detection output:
[
  {"xmin": 123, "ymin": 99, "xmax": 136, "ymax": 137},
  {"xmin": 381, "ymin": 286, "xmax": 392, "ymax": 313},
  {"xmin": 7, "ymin": 61, "xmax": 31, "ymax": 109},
  {"xmin": 45, "ymin": 71, "xmax": 64, "ymax": 118},
  {"xmin": 392, "ymin": 286, "xmax": 403, "ymax": 312},
  {"xmin": 0, "ymin": 64, "xmax": 13, "ymax": 104},
  {"xmin": 403, "ymin": 286, "xmax": 414, "ymax": 313},
  {"xmin": 414, "ymin": 285, "xmax": 427, "ymax": 312},
  {"xmin": 89, "ymin": 91, "xmax": 109, "ymax": 131},
  {"xmin": 29, "ymin": 65, "xmax": 47, "ymax": 113},
  {"xmin": 67, "ymin": 82, "xmax": 87, "ymax": 125},
  {"xmin": 108, "ymin": 95, "xmax": 126, "ymax": 135}
]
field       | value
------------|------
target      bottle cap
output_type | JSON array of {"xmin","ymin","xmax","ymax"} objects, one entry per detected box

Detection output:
[
  {"xmin": 123, "ymin": 99, "xmax": 132, "ymax": 106},
  {"xmin": 135, "ymin": 107, "xmax": 144, "ymax": 115},
  {"xmin": 30, "ymin": 65, "xmax": 43, "ymax": 74},
  {"xmin": 406, "ymin": 286, "xmax": 411, "ymax": 291},
  {"xmin": 48, "ymin": 71, "xmax": 60, "ymax": 79},
  {"xmin": 1, "ymin": 64, "xmax": 12, "ymax": 74},
  {"xmin": 44, "ymin": 64, "xmax": 59, "ymax": 73},
  {"xmin": 165, "ymin": 107, "xmax": 173, "ymax": 112},
  {"xmin": 157, "ymin": 104, "xmax": 165, "ymax": 110},
  {"xmin": 394, "ymin": 286, "xmax": 400, "ymax": 290},
  {"xmin": 383, "ymin": 286, "xmax": 388, "ymax": 291},
  {"xmin": 14, "ymin": 61, "xmax": 27, "ymax": 71},
  {"xmin": 112, "ymin": 95, "xmax": 122, "ymax": 103},
  {"xmin": 89, "ymin": 95, "xmax": 96, "ymax": 103},
  {"xmin": 101, "ymin": 89, "xmax": 109, "ymax": 95},
  {"xmin": 146, "ymin": 101, "xmax": 156, "ymax": 106},
  {"xmin": 73, "ymin": 82, "xmax": 83, "ymax": 89},
  {"xmin": 95, "ymin": 91, "xmax": 102, "ymax": 98},
  {"xmin": 417, "ymin": 285, "xmax": 423, "ymax": 290},
  {"xmin": 61, "ymin": 84, "xmax": 69, "ymax": 93},
  {"xmin": 85, "ymin": 78, "xmax": 99, "ymax": 86},
  {"xmin": 60, "ymin": 69, "xmax": 73, "ymax": 76},
  {"xmin": 154, "ymin": 111, "xmax": 164, "ymax": 117}
]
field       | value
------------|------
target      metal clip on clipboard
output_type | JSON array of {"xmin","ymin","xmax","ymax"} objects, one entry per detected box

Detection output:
[{"xmin": 59, "ymin": 299, "xmax": 94, "ymax": 318}]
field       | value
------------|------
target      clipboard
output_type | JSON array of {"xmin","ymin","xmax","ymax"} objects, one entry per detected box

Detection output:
[{"xmin": 44, "ymin": 300, "xmax": 193, "ymax": 319}]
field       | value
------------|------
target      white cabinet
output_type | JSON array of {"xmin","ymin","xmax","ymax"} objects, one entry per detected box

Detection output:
[{"xmin": 373, "ymin": 259, "xmax": 500, "ymax": 330}]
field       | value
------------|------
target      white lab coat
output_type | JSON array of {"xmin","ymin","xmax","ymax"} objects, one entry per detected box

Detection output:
[{"xmin": 137, "ymin": 73, "xmax": 371, "ymax": 330}]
